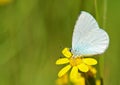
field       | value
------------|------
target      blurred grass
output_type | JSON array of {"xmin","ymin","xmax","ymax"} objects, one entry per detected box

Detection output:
[{"xmin": 0, "ymin": 0, "xmax": 120, "ymax": 85}]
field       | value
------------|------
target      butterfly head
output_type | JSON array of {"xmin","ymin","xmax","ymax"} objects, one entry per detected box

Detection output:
[{"xmin": 71, "ymin": 48, "xmax": 83, "ymax": 58}]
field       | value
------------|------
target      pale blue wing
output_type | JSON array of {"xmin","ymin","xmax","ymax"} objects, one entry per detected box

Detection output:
[{"xmin": 71, "ymin": 11, "xmax": 109, "ymax": 56}]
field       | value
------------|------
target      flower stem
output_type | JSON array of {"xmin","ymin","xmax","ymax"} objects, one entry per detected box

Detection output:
[
  {"xmin": 94, "ymin": 0, "xmax": 108, "ymax": 82},
  {"xmin": 103, "ymin": 0, "xmax": 107, "ymax": 28},
  {"xmin": 94, "ymin": 0, "xmax": 99, "ymax": 22}
]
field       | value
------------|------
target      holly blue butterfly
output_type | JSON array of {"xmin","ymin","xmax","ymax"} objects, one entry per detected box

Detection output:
[{"xmin": 71, "ymin": 11, "xmax": 109, "ymax": 57}]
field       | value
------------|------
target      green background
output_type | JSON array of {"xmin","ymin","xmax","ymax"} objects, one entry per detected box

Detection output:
[{"xmin": 0, "ymin": 0, "xmax": 119, "ymax": 85}]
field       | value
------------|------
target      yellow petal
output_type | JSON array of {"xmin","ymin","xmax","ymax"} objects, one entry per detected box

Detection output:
[
  {"xmin": 70, "ymin": 68, "xmax": 85, "ymax": 85},
  {"xmin": 96, "ymin": 79, "xmax": 101, "ymax": 85},
  {"xmin": 58, "ymin": 65, "xmax": 71, "ymax": 77},
  {"xmin": 62, "ymin": 48, "xmax": 72, "ymax": 58},
  {"xmin": 77, "ymin": 63, "xmax": 89, "ymax": 72},
  {"xmin": 56, "ymin": 74, "xmax": 68, "ymax": 85},
  {"xmin": 70, "ymin": 66, "xmax": 78, "ymax": 81},
  {"xmin": 89, "ymin": 66, "xmax": 97, "ymax": 75},
  {"xmin": 83, "ymin": 58, "xmax": 97, "ymax": 65},
  {"xmin": 56, "ymin": 58, "xmax": 69, "ymax": 65},
  {"xmin": 74, "ymin": 76, "xmax": 85, "ymax": 85}
]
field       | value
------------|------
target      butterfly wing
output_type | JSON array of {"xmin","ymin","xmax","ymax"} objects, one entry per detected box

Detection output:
[{"xmin": 71, "ymin": 11, "xmax": 109, "ymax": 56}]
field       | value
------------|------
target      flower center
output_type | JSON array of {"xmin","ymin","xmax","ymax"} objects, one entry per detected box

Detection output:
[{"xmin": 69, "ymin": 57, "xmax": 82, "ymax": 66}]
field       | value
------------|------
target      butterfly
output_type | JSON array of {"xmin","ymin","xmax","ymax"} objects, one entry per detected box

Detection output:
[{"xmin": 71, "ymin": 11, "xmax": 109, "ymax": 57}]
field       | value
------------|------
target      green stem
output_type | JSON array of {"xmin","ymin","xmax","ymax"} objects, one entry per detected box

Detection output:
[
  {"xmin": 99, "ymin": 0, "xmax": 108, "ymax": 79},
  {"xmin": 101, "ymin": 0, "xmax": 107, "ymax": 82},
  {"xmin": 94, "ymin": 0, "xmax": 99, "ymax": 21},
  {"xmin": 103, "ymin": 0, "xmax": 107, "ymax": 28},
  {"xmin": 94, "ymin": 0, "xmax": 101, "ymax": 79},
  {"xmin": 94, "ymin": 0, "xmax": 108, "ymax": 82}
]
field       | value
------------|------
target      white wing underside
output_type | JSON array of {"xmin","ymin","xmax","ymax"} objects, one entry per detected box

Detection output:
[{"xmin": 71, "ymin": 11, "xmax": 109, "ymax": 56}]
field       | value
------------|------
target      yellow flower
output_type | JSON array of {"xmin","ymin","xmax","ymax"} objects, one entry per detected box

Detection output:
[{"xmin": 56, "ymin": 48, "xmax": 97, "ymax": 79}]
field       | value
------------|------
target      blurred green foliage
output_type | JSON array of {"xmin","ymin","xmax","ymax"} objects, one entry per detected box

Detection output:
[{"xmin": 0, "ymin": 0, "xmax": 120, "ymax": 85}]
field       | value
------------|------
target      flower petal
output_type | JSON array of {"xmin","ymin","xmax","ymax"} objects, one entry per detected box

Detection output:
[
  {"xmin": 70, "ymin": 66, "xmax": 78, "ymax": 81},
  {"xmin": 74, "ymin": 76, "xmax": 85, "ymax": 85},
  {"xmin": 58, "ymin": 65, "xmax": 71, "ymax": 77},
  {"xmin": 56, "ymin": 58, "xmax": 69, "ymax": 65},
  {"xmin": 77, "ymin": 63, "xmax": 89, "ymax": 72},
  {"xmin": 89, "ymin": 66, "xmax": 97, "ymax": 75},
  {"xmin": 83, "ymin": 58, "xmax": 97, "ymax": 65},
  {"xmin": 70, "ymin": 68, "xmax": 85, "ymax": 85},
  {"xmin": 62, "ymin": 48, "xmax": 72, "ymax": 58},
  {"xmin": 96, "ymin": 79, "xmax": 101, "ymax": 85},
  {"xmin": 56, "ymin": 74, "xmax": 68, "ymax": 85}
]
